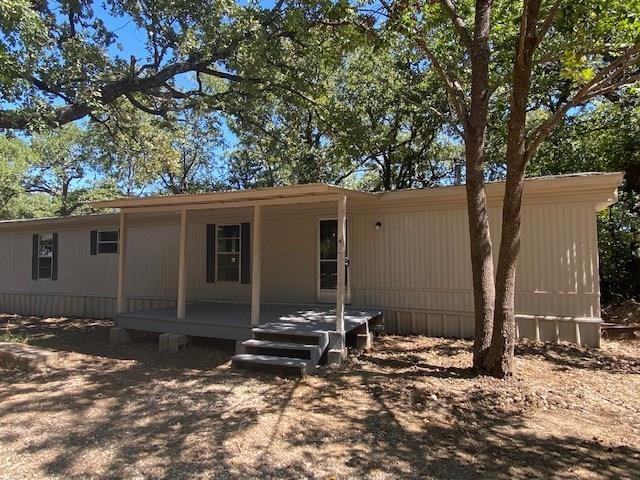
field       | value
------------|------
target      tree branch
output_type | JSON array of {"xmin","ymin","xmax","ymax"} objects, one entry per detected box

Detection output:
[{"xmin": 440, "ymin": 0, "xmax": 472, "ymax": 51}]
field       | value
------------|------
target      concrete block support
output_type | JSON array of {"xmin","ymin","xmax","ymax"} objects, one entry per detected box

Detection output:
[
  {"xmin": 159, "ymin": 333, "xmax": 190, "ymax": 353},
  {"xmin": 109, "ymin": 327, "xmax": 131, "ymax": 345},
  {"xmin": 327, "ymin": 331, "xmax": 346, "ymax": 365},
  {"xmin": 356, "ymin": 332, "xmax": 373, "ymax": 351},
  {"xmin": 327, "ymin": 348, "xmax": 347, "ymax": 366}
]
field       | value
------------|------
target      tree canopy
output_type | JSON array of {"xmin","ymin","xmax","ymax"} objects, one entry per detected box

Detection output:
[{"xmin": 1, "ymin": 0, "xmax": 639, "ymax": 376}]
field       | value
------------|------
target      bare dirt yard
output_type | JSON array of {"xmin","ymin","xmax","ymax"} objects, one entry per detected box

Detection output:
[{"xmin": 0, "ymin": 314, "xmax": 639, "ymax": 480}]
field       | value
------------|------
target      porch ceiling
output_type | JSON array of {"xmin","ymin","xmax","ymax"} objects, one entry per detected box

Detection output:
[{"xmin": 89, "ymin": 183, "xmax": 375, "ymax": 212}]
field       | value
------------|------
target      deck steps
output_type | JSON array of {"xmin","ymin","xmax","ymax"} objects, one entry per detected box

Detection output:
[
  {"xmin": 231, "ymin": 310, "xmax": 383, "ymax": 376},
  {"xmin": 232, "ymin": 327, "xmax": 330, "ymax": 376}
]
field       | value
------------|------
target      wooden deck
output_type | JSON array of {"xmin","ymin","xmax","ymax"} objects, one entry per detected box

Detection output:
[{"xmin": 116, "ymin": 302, "xmax": 381, "ymax": 341}]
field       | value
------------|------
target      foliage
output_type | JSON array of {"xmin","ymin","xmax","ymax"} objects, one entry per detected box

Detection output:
[
  {"xmin": 25, "ymin": 124, "xmax": 95, "ymax": 216},
  {"xmin": 0, "ymin": 134, "xmax": 33, "ymax": 212},
  {"xmin": 528, "ymin": 99, "xmax": 640, "ymax": 301}
]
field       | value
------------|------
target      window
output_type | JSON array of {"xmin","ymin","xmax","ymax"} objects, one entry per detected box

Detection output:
[
  {"xmin": 38, "ymin": 233, "xmax": 54, "ymax": 279},
  {"xmin": 216, "ymin": 224, "xmax": 240, "ymax": 282},
  {"xmin": 97, "ymin": 230, "xmax": 119, "ymax": 254}
]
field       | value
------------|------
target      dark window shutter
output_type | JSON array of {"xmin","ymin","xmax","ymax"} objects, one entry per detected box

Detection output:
[
  {"xmin": 240, "ymin": 222, "xmax": 250, "ymax": 284},
  {"xmin": 90, "ymin": 230, "xmax": 97, "ymax": 255},
  {"xmin": 51, "ymin": 232, "xmax": 59, "ymax": 281},
  {"xmin": 206, "ymin": 224, "xmax": 216, "ymax": 283},
  {"xmin": 31, "ymin": 234, "xmax": 39, "ymax": 280}
]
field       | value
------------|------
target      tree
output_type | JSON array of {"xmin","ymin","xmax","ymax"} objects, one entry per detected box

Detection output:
[
  {"xmin": 375, "ymin": 0, "xmax": 497, "ymax": 368},
  {"xmin": 0, "ymin": 135, "xmax": 32, "ymax": 212},
  {"xmin": 373, "ymin": 0, "xmax": 639, "ymax": 375},
  {"xmin": 329, "ymin": 41, "xmax": 454, "ymax": 190},
  {"xmin": 158, "ymin": 109, "xmax": 223, "ymax": 194},
  {"xmin": 25, "ymin": 125, "xmax": 93, "ymax": 216},
  {"xmin": 0, "ymin": 0, "xmax": 356, "ymax": 133},
  {"xmin": 483, "ymin": 0, "xmax": 640, "ymax": 377},
  {"xmin": 527, "ymin": 99, "xmax": 640, "ymax": 301}
]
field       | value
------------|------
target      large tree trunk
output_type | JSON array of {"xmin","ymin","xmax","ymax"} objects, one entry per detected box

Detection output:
[
  {"xmin": 465, "ymin": 0, "xmax": 495, "ymax": 369},
  {"xmin": 483, "ymin": 0, "xmax": 541, "ymax": 377}
]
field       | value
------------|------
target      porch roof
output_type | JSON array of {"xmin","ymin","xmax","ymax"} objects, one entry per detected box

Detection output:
[{"xmin": 90, "ymin": 183, "xmax": 375, "ymax": 212}]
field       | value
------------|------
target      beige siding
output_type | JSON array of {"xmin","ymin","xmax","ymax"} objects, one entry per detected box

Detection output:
[
  {"xmin": 0, "ymin": 228, "xmax": 118, "ymax": 296},
  {"xmin": 0, "ymin": 186, "xmax": 607, "ymax": 346},
  {"xmin": 350, "ymin": 201, "xmax": 600, "ymax": 319}
]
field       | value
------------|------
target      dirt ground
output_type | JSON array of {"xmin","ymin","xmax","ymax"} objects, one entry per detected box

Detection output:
[{"xmin": 0, "ymin": 314, "xmax": 639, "ymax": 480}]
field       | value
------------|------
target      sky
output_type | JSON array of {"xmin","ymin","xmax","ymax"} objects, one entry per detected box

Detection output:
[{"xmin": 90, "ymin": 1, "xmax": 239, "ymax": 152}]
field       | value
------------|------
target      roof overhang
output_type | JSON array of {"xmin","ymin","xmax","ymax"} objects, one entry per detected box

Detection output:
[
  {"xmin": 376, "ymin": 172, "xmax": 623, "ymax": 211},
  {"xmin": 89, "ymin": 183, "xmax": 375, "ymax": 213}
]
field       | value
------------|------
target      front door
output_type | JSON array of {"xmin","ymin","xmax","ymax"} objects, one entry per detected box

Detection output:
[{"xmin": 317, "ymin": 219, "xmax": 350, "ymax": 303}]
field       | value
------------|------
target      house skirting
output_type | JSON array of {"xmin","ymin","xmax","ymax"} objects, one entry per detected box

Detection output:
[
  {"xmin": 0, "ymin": 292, "xmax": 175, "ymax": 321},
  {"xmin": 383, "ymin": 309, "xmax": 602, "ymax": 347},
  {"xmin": 0, "ymin": 293, "xmax": 601, "ymax": 347}
]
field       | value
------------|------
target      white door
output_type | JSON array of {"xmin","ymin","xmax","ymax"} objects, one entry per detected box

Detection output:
[{"xmin": 317, "ymin": 219, "xmax": 350, "ymax": 303}]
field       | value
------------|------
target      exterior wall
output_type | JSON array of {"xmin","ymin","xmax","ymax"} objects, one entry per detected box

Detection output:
[
  {"xmin": 0, "ymin": 178, "xmax": 613, "ymax": 347},
  {"xmin": 350, "ymin": 201, "xmax": 600, "ymax": 317}
]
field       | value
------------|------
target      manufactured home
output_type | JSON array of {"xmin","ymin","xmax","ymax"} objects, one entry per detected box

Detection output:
[{"xmin": 0, "ymin": 173, "xmax": 621, "ymax": 371}]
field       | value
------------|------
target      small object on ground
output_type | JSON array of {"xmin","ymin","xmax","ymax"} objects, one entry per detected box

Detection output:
[{"xmin": 0, "ymin": 342, "xmax": 58, "ymax": 371}]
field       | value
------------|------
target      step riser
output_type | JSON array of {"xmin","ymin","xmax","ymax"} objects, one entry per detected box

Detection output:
[
  {"xmin": 245, "ymin": 346, "xmax": 314, "ymax": 360},
  {"xmin": 233, "ymin": 360, "xmax": 305, "ymax": 377},
  {"xmin": 253, "ymin": 332, "xmax": 321, "ymax": 345}
]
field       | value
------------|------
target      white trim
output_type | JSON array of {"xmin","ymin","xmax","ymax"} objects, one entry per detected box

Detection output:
[
  {"xmin": 250, "ymin": 205, "xmax": 262, "ymax": 326},
  {"xmin": 36, "ymin": 232, "xmax": 54, "ymax": 280},
  {"xmin": 116, "ymin": 211, "xmax": 127, "ymax": 313},
  {"xmin": 176, "ymin": 209, "xmax": 188, "ymax": 319},
  {"xmin": 112, "ymin": 193, "xmax": 348, "ymax": 214},
  {"xmin": 316, "ymin": 217, "xmax": 351, "ymax": 304},
  {"xmin": 336, "ymin": 195, "xmax": 347, "ymax": 334},
  {"xmin": 96, "ymin": 229, "xmax": 119, "ymax": 254},
  {"xmin": 214, "ymin": 223, "xmax": 242, "ymax": 284}
]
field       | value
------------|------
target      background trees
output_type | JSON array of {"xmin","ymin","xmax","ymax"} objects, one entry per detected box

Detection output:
[{"xmin": 0, "ymin": 0, "xmax": 638, "ymax": 376}]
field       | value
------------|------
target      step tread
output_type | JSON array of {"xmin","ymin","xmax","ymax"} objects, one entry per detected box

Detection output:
[
  {"xmin": 232, "ymin": 354, "xmax": 312, "ymax": 369},
  {"xmin": 242, "ymin": 339, "xmax": 321, "ymax": 351},
  {"xmin": 252, "ymin": 327, "xmax": 325, "ymax": 337}
]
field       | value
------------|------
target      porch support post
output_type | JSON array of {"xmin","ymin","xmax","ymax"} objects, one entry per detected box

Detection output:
[
  {"xmin": 250, "ymin": 204, "xmax": 262, "ymax": 326},
  {"xmin": 177, "ymin": 208, "xmax": 188, "ymax": 320},
  {"xmin": 116, "ymin": 210, "xmax": 128, "ymax": 314},
  {"xmin": 336, "ymin": 194, "xmax": 347, "ymax": 336}
]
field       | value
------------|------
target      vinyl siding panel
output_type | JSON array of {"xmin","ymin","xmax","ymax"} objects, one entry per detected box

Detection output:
[{"xmin": 0, "ymin": 191, "xmax": 605, "ymax": 346}]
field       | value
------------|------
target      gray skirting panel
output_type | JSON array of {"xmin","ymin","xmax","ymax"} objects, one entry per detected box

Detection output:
[{"xmin": 0, "ymin": 292, "xmax": 601, "ymax": 347}]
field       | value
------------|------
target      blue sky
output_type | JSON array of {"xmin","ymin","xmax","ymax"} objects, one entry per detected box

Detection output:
[{"xmin": 90, "ymin": 1, "xmax": 240, "ymax": 151}]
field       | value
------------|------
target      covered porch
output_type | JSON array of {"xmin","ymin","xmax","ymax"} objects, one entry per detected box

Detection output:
[{"xmin": 92, "ymin": 184, "xmax": 379, "ymax": 361}]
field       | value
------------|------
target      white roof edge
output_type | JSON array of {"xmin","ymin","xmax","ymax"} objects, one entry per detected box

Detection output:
[
  {"xmin": 376, "ymin": 171, "xmax": 624, "ymax": 200},
  {"xmin": 0, "ymin": 213, "xmax": 118, "ymax": 228},
  {"xmin": 89, "ymin": 183, "xmax": 374, "ymax": 209}
]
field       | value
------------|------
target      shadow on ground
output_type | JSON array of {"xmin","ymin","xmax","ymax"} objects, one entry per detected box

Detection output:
[{"xmin": 0, "ymin": 315, "xmax": 638, "ymax": 479}]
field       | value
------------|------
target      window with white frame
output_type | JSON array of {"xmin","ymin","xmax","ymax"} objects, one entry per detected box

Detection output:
[
  {"xmin": 216, "ymin": 224, "xmax": 240, "ymax": 282},
  {"xmin": 38, "ymin": 233, "xmax": 54, "ymax": 279},
  {"xmin": 97, "ymin": 230, "xmax": 119, "ymax": 254}
]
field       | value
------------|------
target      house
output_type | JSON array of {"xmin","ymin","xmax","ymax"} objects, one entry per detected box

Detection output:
[{"xmin": 0, "ymin": 173, "xmax": 621, "ymax": 373}]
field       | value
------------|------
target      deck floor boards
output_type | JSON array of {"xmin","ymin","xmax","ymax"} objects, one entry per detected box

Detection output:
[{"xmin": 117, "ymin": 302, "xmax": 381, "ymax": 340}]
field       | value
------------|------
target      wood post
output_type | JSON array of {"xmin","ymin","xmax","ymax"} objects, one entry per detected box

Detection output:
[
  {"xmin": 336, "ymin": 195, "xmax": 347, "ymax": 334},
  {"xmin": 251, "ymin": 205, "xmax": 262, "ymax": 326},
  {"xmin": 177, "ymin": 209, "xmax": 188, "ymax": 320},
  {"xmin": 116, "ymin": 210, "xmax": 128, "ymax": 314}
]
